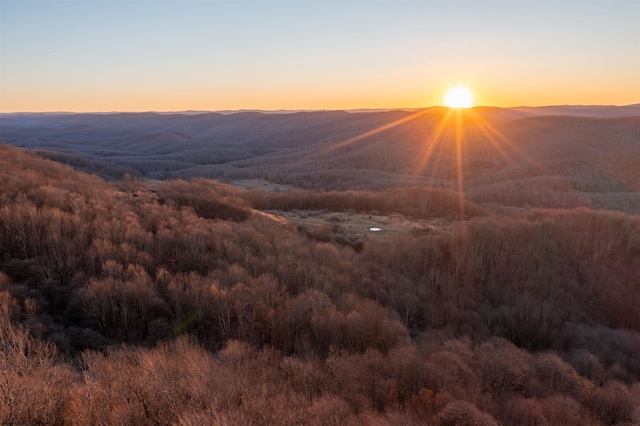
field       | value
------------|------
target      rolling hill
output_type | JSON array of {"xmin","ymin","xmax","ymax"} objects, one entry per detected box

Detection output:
[{"xmin": 2, "ymin": 105, "xmax": 639, "ymax": 214}]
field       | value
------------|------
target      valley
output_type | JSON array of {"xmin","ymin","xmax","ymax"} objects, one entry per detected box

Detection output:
[{"xmin": 1, "ymin": 106, "xmax": 640, "ymax": 424}]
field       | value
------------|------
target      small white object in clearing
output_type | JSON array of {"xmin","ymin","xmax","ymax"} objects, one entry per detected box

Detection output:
[{"xmin": 369, "ymin": 227, "xmax": 382, "ymax": 232}]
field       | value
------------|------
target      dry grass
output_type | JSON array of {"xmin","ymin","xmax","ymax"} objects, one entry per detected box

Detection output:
[{"xmin": 265, "ymin": 209, "xmax": 453, "ymax": 242}]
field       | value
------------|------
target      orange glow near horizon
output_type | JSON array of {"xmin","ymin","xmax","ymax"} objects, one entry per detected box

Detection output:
[
  {"xmin": 1, "ymin": 83, "xmax": 637, "ymax": 113},
  {"xmin": 2, "ymin": 81, "xmax": 636, "ymax": 113}
]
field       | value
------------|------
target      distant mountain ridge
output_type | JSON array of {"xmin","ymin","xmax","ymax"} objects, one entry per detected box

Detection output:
[
  {"xmin": 512, "ymin": 104, "xmax": 640, "ymax": 118},
  {"xmin": 1, "ymin": 105, "xmax": 639, "ymax": 197},
  {"xmin": 2, "ymin": 103, "xmax": 639, "ymax": 117}
]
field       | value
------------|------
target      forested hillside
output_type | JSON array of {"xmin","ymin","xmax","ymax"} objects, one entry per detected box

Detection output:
[
  {"xmin": 1, "ymin": 144, "xmax": 639, "ymax": 424},
  {"xmin": 2, "ymin": 108, "xmax": 640, "ymax": 201}
]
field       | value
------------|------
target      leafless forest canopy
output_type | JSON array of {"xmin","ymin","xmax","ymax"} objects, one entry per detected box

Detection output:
[{"xmin": 0, "ymin": 106, "xmax": 640, "ymax": 424}]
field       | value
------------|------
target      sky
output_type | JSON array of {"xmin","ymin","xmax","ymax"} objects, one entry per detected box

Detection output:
[{"xmin": 1, "ymin": 0, "xmax": 639, "ymax": 112}]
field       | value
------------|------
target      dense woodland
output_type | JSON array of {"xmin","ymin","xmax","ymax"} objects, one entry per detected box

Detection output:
[{"xmin": 1, "ymin": 143, "xmax": 640, "ymax": 424}]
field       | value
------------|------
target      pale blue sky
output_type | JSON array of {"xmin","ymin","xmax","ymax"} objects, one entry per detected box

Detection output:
[{"xmin": 1, "ymin": 0, "xmax": 638, "ymax": 111}]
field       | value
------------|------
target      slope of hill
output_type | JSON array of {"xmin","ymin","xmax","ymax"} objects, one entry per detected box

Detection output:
[
  {"xmin": 1, "ymin": 144, "xmax": 640, "ymax": 424},
  {"xmin": 0, "ymin": 110, "xmax": 415, "ymax": 180},
  {"xmin": 2, "ymin": 106, "xmax": 639, "ymax": 200}
]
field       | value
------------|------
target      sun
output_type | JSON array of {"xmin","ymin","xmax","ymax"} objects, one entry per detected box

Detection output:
[{"xmin": 444, "ymin": 86, "xmax": 474, "ymax": 108}]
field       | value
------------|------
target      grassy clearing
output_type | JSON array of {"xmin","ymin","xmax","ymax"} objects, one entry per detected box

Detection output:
[{"xmin": 263, "ymin": 209, "xmax": 453, "ymax": 242}]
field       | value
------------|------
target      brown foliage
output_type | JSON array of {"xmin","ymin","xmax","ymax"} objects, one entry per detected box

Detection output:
[
  {"xmin": 436, "ymin": 400, "xmax": 499, "ymax": 426},
  {"xmin": 158, "ymin": 178, "xmax": 251, "ymax": 222},
  {"xmin": 1, "ymin": 145, "xmax": 640, "ymax": 424},
  {"xmin": 245, "ymin": 186, "xmax": 488, "ymax": 219}
]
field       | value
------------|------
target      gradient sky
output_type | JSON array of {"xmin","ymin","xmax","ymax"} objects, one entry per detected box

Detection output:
[{"xmin": 1, "ymin": 0, "xmax": 639, "ymax": 112}]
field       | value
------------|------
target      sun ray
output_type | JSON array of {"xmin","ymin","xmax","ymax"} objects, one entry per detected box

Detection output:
[
  {"xmin": 466, "ymin": 109, "xmax": 539, "ymax": 171},
  {"xmin": 455, "ymin": 109, "xmax": 466, "ymax": 218},
  {"xmin": 466, "ymin": 111, "xmax": 519, "ymax": 167},
  {"xmin": 412, "ymin": 109, "xmax": 454, "ymax": 177},
  {"xmin": 320, "ymin": 108, "xmax": 432, "ymax": 155}
]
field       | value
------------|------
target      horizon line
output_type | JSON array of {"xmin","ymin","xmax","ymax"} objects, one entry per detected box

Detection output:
[{"xmin": 1, "ymin": 103, "xmax": 639, "ymax": 115}]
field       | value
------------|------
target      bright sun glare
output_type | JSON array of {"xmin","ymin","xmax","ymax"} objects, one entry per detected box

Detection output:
[{"xmin": 444, "ymin": 86, "xmax": 474, "ymax": 108}]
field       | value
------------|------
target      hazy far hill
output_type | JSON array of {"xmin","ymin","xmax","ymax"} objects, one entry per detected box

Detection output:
[
  {"xmin": 513, "ymin": 103, "xmax": 640, "ymax": 118},
  {"xmin": 1, "ymin": 106, "xmax": 639, "ymax": 212}
]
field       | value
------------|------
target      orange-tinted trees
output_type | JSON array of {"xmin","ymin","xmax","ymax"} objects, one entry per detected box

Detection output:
[{"xmin": 1, "ymin": 144, "xmax": 640, "ymax": 424}]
